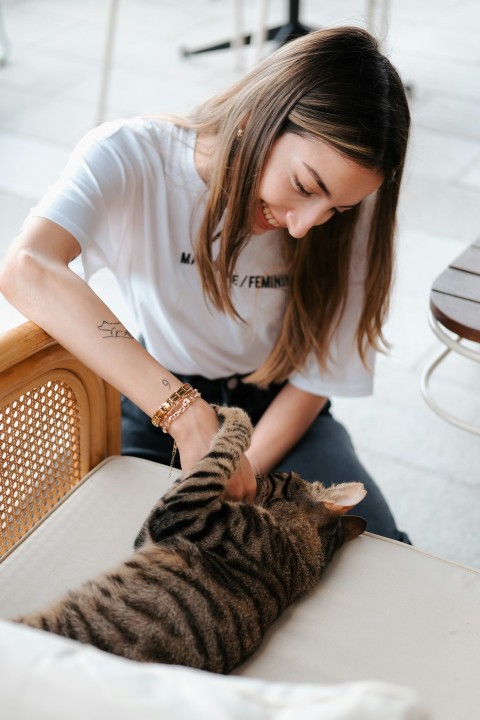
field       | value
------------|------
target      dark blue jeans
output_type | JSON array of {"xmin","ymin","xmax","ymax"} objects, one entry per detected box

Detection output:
[{"xmin": 122, "ymin": 372, "xmax": 410, "ymax": 543}]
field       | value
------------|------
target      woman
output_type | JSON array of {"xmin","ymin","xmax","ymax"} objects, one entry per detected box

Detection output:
[{"xmin": 0, "ymin": 27, "xmax": 410, "ymax": 541}]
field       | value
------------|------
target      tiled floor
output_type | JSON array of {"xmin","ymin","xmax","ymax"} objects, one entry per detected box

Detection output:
[{"xmin": 0, "ymin": 0, "xmax": 479, "ymax": 567}]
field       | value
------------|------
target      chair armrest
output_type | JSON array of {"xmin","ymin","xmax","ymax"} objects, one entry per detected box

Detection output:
[{"xmin": 0, "ymin": 321, "xmax": 121, "ymax": 560}]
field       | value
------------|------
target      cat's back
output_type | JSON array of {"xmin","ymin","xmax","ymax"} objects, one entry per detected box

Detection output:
[{"xmin": 121, "ymin": 505, "xmax": 304, "ymax": 669}]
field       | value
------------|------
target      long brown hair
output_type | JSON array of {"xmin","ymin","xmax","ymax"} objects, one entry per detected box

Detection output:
[{"xmin": 177, "ymin": 27, "xmax": 410, "ymax": 387}]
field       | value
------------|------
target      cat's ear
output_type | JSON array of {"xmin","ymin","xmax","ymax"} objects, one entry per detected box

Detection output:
[
  {"xmin": 340, "ymin": 515, "xmax": 367, "ymax": 541},
  {"xmin": 322, "ymin": 482, "xmax": 366, "ymax": 515}
]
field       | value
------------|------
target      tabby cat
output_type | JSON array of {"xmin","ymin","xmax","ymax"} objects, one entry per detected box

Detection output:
[{"xmin": 13, "ymin": 405, "xmax": 367, "ymax": 674}]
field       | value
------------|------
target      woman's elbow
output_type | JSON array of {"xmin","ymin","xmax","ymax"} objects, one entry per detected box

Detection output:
[
  {"xmin": 1, "ymin": 219, "xmax": 81, "ymax": 316},
  {"xmin": 0, "ymin": 245, "xmax": 48, "ymax": 311}
]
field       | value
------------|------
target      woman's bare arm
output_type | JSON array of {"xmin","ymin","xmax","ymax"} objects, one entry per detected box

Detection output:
[
  {"xmin": 0, "ymin": 217, "xmax": 256, "ymax": 499},
  {"xmin": 246, "ymin": 383, "xmax": 327, "ymax": 474}
]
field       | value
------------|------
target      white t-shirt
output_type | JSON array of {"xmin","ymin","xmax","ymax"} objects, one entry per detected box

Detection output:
[{"xmin": 27, "ymin": 117, "xmax": 375, "ymax": 397}]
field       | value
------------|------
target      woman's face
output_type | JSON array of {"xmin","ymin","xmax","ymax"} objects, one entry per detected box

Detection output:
[{"xmin": 252, "ymin": 132, "xmax": 383, "ymax": 237}]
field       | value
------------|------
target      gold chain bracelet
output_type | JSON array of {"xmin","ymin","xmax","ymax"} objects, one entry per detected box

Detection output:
[
  {"xmin": 160, "ymin": 390, "xmax": 201, "ymax": 433},
  {"xmin": 151, "ymin": 383, "xmax": 194, "ymax": 427}
]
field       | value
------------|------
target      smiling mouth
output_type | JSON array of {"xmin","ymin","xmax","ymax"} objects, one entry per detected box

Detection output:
[{"xmin": 261, "ymin": 200, "xmax": 281, "ymax": 228}]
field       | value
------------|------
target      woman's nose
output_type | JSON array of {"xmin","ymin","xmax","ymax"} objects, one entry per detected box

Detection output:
[{"xmin": 285, "ymin": 206, "xmax": 332, "ymax": 238}]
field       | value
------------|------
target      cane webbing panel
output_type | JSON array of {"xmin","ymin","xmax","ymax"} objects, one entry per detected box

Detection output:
[{"xmin": 0, "ymin": 380, "xmax": 82, "ymax": 559}]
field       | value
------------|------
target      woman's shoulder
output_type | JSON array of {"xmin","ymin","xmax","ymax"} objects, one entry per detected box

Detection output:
[
  {"xmin": 62, "ymin": 117, "xmax": 200, "ymax": 191},
  {"xmin": 74, "ymin": 116, "xmax": 192, "ymax": 160}
]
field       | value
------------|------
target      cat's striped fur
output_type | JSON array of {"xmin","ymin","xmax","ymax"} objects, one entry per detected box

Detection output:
[{"xmin": 13, "ymin": 405, "xmax": 366, "ymax": 673}]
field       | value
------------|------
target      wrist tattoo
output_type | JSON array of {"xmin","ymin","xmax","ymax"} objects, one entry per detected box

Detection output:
[
  {"xmin": 162, "ymin": 378, "xmax": 171, "ymax": 390},
  {"xmin": 97, "ymin": 321, "xmax": 134, "ymax": 339}
]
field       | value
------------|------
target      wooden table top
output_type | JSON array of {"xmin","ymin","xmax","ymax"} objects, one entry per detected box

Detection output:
[{"xmin": 430, "ymin": 238, "xmax": 480, "ymax": 343}]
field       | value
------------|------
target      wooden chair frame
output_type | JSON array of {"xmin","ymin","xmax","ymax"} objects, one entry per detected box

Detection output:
[{"xmin": 0, "ymin": 321, "xmax": 121, "ymax": 560}]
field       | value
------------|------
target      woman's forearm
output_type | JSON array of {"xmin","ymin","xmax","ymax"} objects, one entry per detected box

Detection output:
[
  {"xmin": 0, "ymin": 218, "xmax": 256, "ymax": 498},
  {"xmin": 246, "ymin": 383, "xmax": 327, "ymax": 474},
  {"xmin": 0, "ymin": 219, "xmax": 182, "ymax": 418}
]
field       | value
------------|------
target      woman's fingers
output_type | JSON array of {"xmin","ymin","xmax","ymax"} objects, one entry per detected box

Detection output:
[{"xmin": 224, "ymin": 454, "xmax": 257, "ymax": 502}]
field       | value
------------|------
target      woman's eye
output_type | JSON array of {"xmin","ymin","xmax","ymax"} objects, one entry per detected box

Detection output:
[{"xmin": 294, "ymin": 177, "xmax": 312, "ymax": 197}]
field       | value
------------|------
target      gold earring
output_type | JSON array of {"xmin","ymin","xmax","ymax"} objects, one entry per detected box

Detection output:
[{"xmin": 236, "ymin": 128, "xmax": 244, "ymax": 139}]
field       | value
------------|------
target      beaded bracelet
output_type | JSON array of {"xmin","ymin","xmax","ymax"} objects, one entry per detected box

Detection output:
[{"xmin": 151, "ymin": 383, "xmax": 194, "ymax": 427}]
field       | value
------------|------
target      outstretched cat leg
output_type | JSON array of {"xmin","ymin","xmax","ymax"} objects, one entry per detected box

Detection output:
[{"xmin": 135, "ymin": 406, "xmax": 253, "ymax": 549}]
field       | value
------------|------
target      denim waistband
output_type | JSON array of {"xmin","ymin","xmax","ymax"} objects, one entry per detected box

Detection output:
[
  {"xmin": 139, "ymin": 339, "xmax": 329, "ymax": 423},
  {"xmin": 173, "ymin": 370, "xmax": 285, "ymax": 423}
]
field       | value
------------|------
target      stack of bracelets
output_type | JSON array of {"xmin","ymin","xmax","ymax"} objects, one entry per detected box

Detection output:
[{"xmin": 150, "ymin": 383, "xmax": 201, "ymax": 434}]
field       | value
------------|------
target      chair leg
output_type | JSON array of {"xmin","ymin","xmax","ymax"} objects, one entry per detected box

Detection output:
[
  {"xmin": 366, "ymin": 0, "xmax": 391, "ymax": 39},
  {"xmin": 181, "ymin": 0, "xmax": 312, "ymax": 59},
  {"xmin": 420, "ymin": 313, "xmax": 480, "ymax": 436},
  {"xmin": 252, "ymin": 0, "xmax": 270, "ymax": 64},
  {"xmin": 96, "ymin": 0, "xmax": 120, "ymax": 125},
  {"xmin": 232, "ymin": 0, "xmax": 245, "ymax": 72}
]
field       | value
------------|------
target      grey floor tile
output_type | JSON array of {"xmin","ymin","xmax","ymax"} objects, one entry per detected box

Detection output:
[
  {"xmin": 0, "ymin": 47, "xmax": 94, "ymax": 96},
  {"xmin": 334, "ymin": 360, "xmax": 479, "ymax": 484},
  {"xmin": 414, "ymin": 94, "xmax": 480, "ymax": 140},
  {"xmin": 461, "ymin": 153, "xmax": 480, "ymax": 189},
  {"xmin": 356, "ymin": 450, "xmax": 480, "ymax": 569},
  {"xmin": 3, "ymin": 95, "xmax": 96, "ymax": 146},
  {"xmin": 0, "ymin": 131, "xmax": 69, "ymax": 200},
  {"xmin": 399, "ymin": 173, "xmax": 480, "ymax": 241},
  {"xmin": 2, "ymin": 2, "xmax": 80, "ymax": 53},
  {"xmin": 0, "ymin": 83, "xmax": 32, "ymax": 123},
  {"xmin": 421, "ymin": 58, "xmax": 480, "ymax": 102},
  {"xmin": 0, "ymin": 190, "xmax": 35, "ymax": 254},
  {"xmin": 0, "ymin": 297, "xmax": 24, "ymax": 330},
  {"xmin": 408, "ymin": 126, "xmax": 480, "ymax": 183}
]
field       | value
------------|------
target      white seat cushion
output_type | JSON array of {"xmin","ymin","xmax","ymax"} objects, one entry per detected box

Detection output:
[{"xmin": 1, "ymin": 455, "xmax": 479, "ymax": 720}]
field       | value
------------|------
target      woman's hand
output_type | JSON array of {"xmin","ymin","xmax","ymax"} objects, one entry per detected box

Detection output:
[
  {"xmin": 168, "ymin": 398, "xmax": 257, "ymax": 502},
  {"xmin": 222, "ymin": 453, "xmax": 257, "ymax": 502}
]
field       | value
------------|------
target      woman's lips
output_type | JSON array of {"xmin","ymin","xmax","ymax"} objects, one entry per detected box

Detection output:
[
  {"xmin": 261, "ymin": 200, "xmax": 281, "ymax": 228},
  {"xmin": 253, "ymin": 200, "xmax": 282, "ymax": 233}
]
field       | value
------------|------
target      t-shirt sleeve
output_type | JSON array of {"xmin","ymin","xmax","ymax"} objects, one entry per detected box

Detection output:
[
  {"xmin": 24, "ymin": 120, "xmax": 141, "ymax": 281},
  {"xmin": 288, "ymin": 198, "xmax": 377, "ymax": 398}
]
